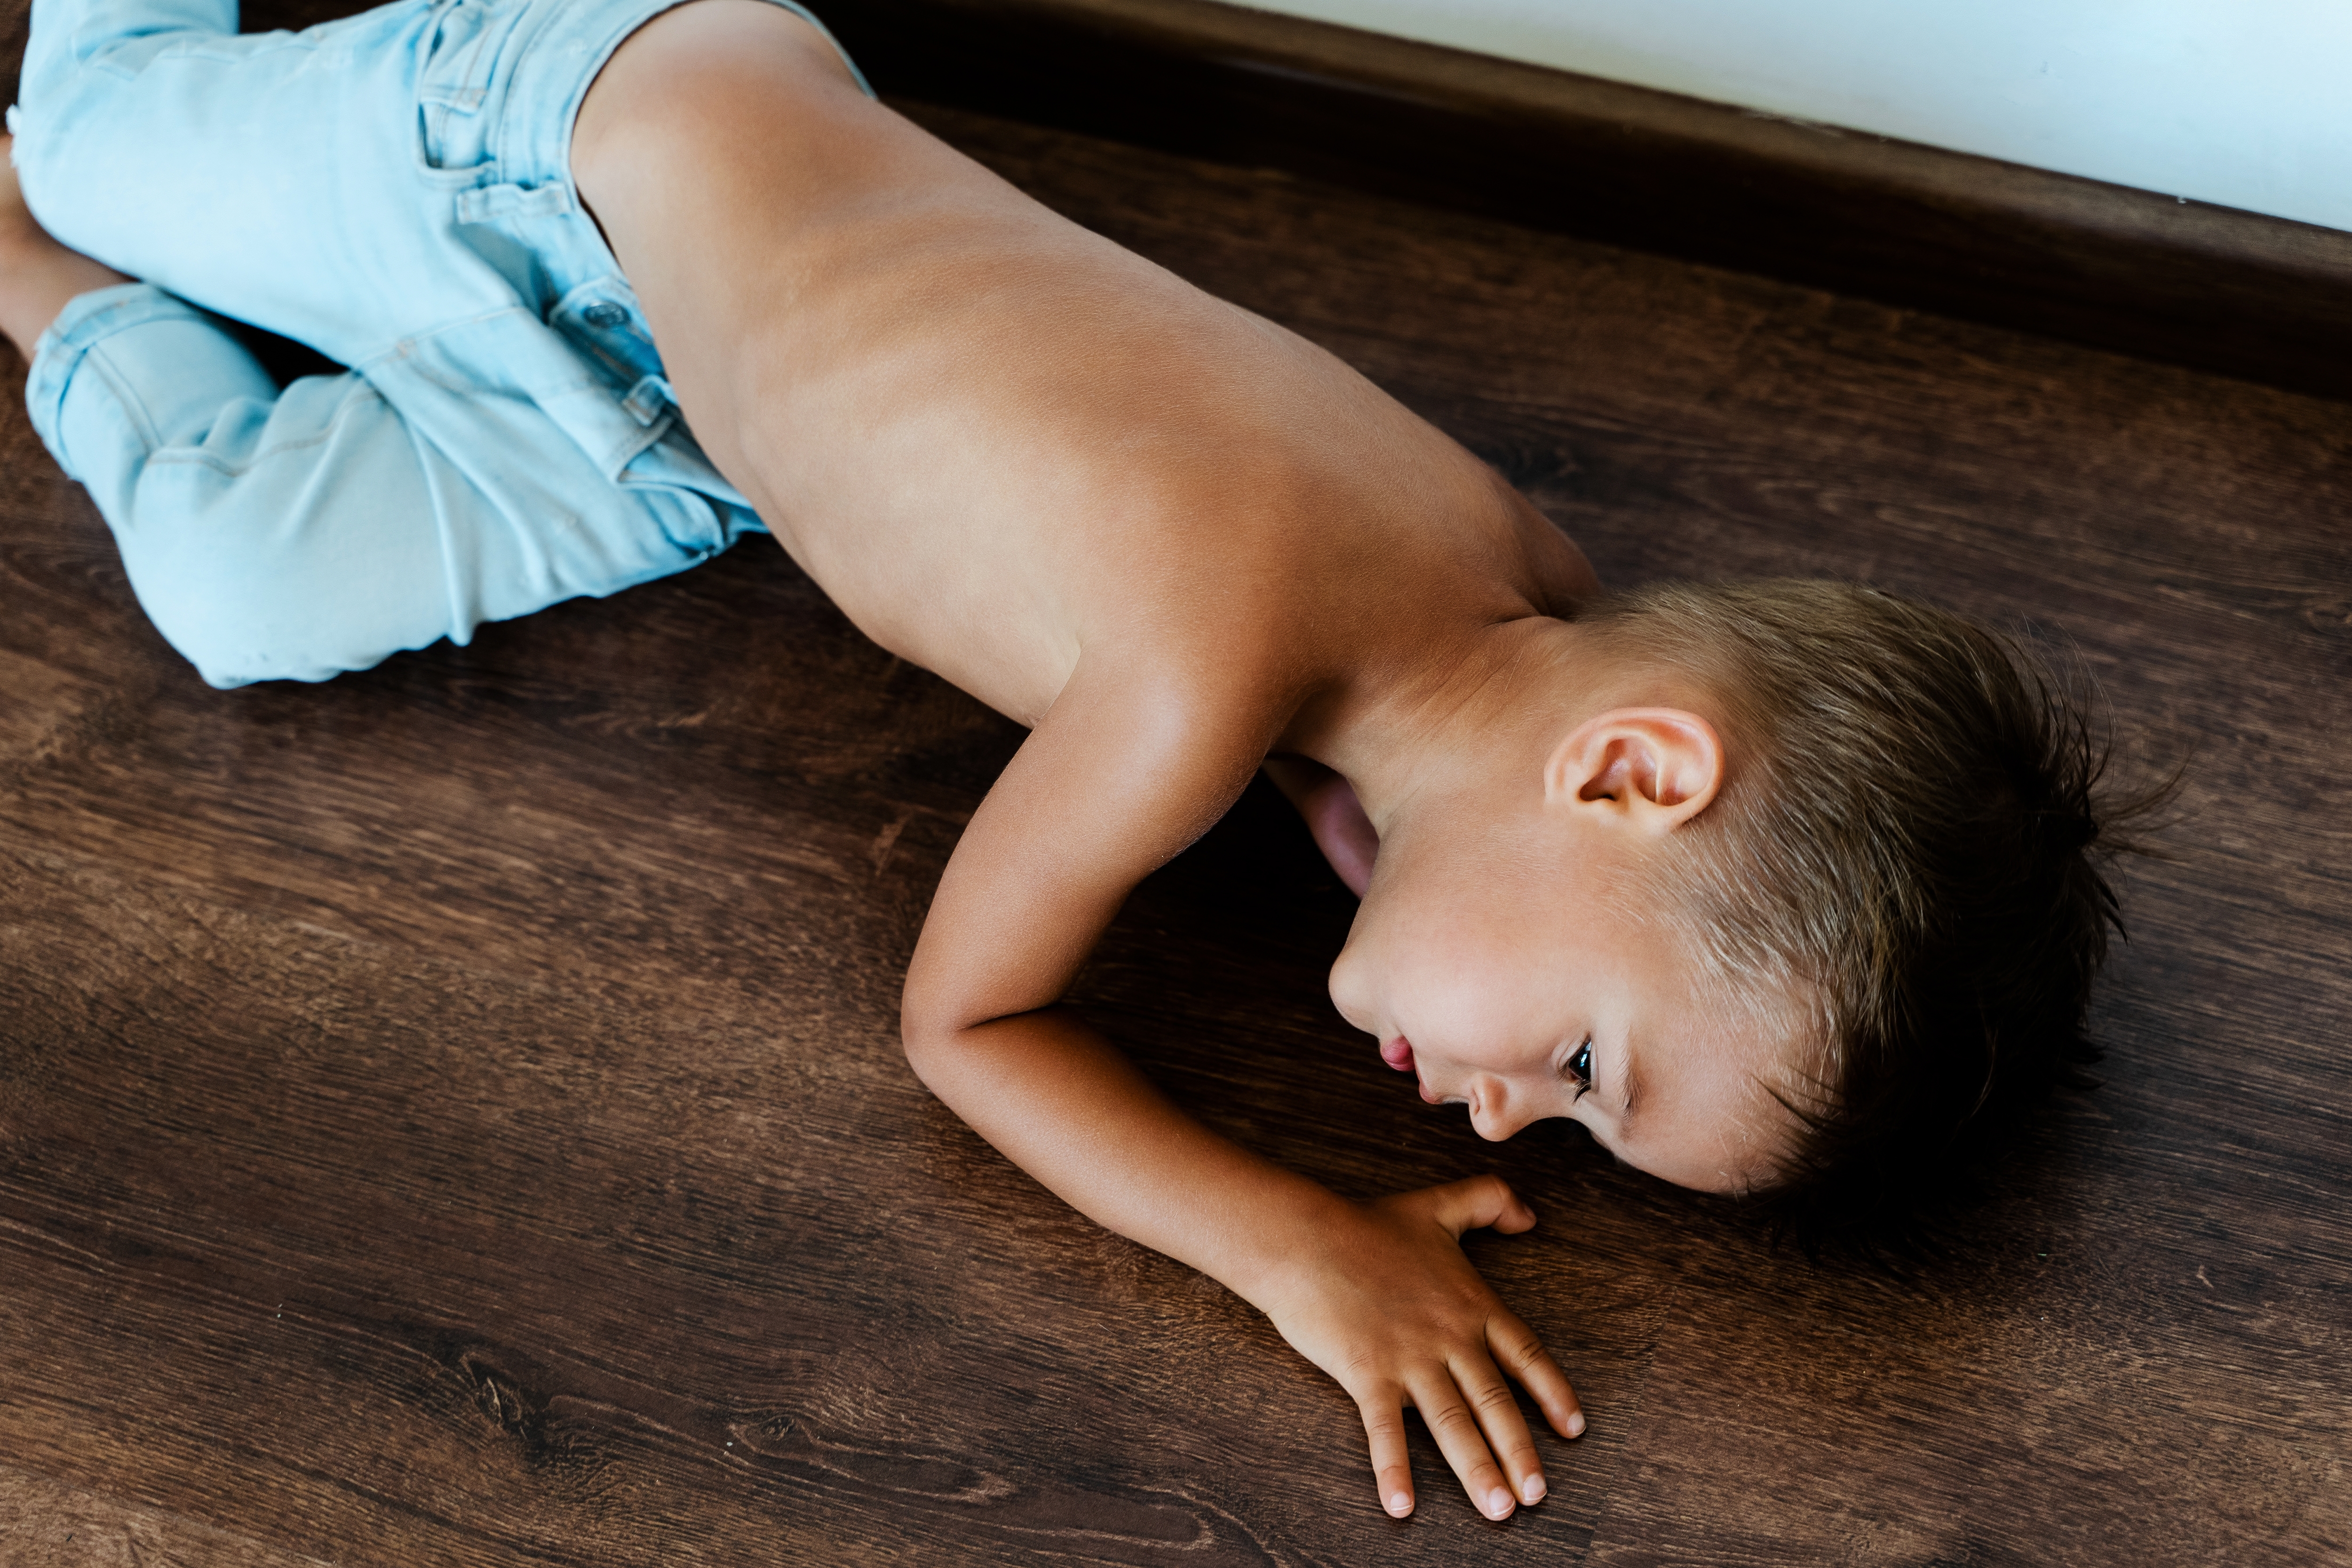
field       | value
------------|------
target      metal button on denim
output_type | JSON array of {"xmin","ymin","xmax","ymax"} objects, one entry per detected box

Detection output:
[{"xmin": 583, "ymin": 302, "xmax": 628, "ymax": 329}]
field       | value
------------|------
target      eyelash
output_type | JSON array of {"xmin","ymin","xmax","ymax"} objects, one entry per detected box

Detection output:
[{"xmin": 1566, "ymin": 1036, "xmax": 1595, "ymax": 1101}]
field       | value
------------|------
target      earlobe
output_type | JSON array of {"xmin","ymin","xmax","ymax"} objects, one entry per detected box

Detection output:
[{"xmin": 1544, "ymin": 708, "xmax": 1725, "ymax": 832}]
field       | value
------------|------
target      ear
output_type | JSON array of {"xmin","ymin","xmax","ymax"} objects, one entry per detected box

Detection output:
[{"xmin": 1543, "ymin": 707, "xmax": 1725, "ymax": 833}]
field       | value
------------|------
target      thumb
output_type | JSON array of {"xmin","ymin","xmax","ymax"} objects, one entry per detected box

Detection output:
[{"xmin": 1425, "ymin": 1174, "xmax": 1535, "ymax": 1239}]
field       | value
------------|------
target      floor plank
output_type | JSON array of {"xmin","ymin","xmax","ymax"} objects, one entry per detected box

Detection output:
[
  {"xmin": 0, "ymin": 1464, "xmax": 338, "ymax": 1568},
  {"xmin": 2, "ymin": 12, "xmax": 2347, "ymax": 1566}
]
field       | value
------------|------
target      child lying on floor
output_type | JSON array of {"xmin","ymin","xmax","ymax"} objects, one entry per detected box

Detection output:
[{"xmin": 1, "ymin": 0, "xmax": 2136, "ymax": 1522}]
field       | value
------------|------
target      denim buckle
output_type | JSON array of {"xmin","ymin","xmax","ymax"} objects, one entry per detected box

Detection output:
[{"xmin": 622, "ymin": 375, "xmax": 673, "ymax": 427}]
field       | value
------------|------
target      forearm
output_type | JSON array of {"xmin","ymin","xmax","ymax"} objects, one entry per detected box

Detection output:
[
  {"xmin": 906, "ymin": 1006, "xmax": 1346, "ymax": 1304},
  {"xmin": 906, "ymin": 1001, "xmax": 1584, "ymax": 1522}
]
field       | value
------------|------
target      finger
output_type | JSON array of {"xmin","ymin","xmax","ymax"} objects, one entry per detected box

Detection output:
[
  {"xmin": 1488, "ymin": 1310, "xmax": 1586, "ymax": 1440},
  {"xmin": 1425, "ymin": 1174, "xmax": 1534, "ymax": 1239},
  {"xmin": 1452, "ymin": 1352, "xmax": 1549, "ymax": 1507},
  {"xmin": 1356, "ymin": 1388, "xmax": 1417, "ymax": 1519},
  {"xmin": 1409, "ymin": 1375, "xmax": 1518, "ymax": 1520}
]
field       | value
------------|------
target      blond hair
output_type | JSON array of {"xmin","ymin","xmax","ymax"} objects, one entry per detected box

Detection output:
[{"xmin": 1581, "ymin": 580, "xmax": 2160, "ymax": 1250}]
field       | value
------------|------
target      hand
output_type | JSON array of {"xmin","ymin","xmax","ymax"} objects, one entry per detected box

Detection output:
[{"xmin": 1253, "ymin": 1174, "xmax": 1584, "ymax": 1519}]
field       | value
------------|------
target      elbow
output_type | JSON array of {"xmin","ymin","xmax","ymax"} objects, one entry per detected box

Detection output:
[
  {"xmin": 898, "ymin": 985, "xmax": 968, "ymax": 1091},
  {"xmin": 902, "ymin": 910, "xmax": 1007, "ymax": 1099},
  {"xmin": 900, "ymin": 957, "xmax": 1056, "ymax": 1095},
  {"xmin": 899, "ymin": 1011, "xmax": 943, "ymax": 1087}
]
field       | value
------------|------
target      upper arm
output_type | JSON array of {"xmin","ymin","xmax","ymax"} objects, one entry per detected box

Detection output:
[{"xmin": 900, "ymin": 653, "xmax": 1281, "ymax": 1050}]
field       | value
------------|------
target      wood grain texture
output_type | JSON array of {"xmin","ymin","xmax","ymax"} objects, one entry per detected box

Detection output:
[
  {"xmin": 0, "ymin": 1464, "xmax": 338, "ymax": 1568},
  {"xmin": 2, "ymin": 3, "xmax": 2348, "ymax": 1564},
  {"xmin": 806, "ymin": 0, "xmax": 2352, "ymax": 403}
]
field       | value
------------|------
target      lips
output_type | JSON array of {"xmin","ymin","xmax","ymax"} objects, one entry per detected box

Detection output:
[{"xmin": 1383, "ymin": 1037, "xmax": 1442, "ymax": 1102}]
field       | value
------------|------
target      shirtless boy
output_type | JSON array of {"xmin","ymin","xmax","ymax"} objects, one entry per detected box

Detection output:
[{"xmin": 3, "ymin": 0, "xmax": 2133, "ymax": 1523}]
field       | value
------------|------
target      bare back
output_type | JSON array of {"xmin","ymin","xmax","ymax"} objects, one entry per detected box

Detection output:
[{"xmin": 572, "ymin": 0, "xmax": 1595, "ymax": 735}]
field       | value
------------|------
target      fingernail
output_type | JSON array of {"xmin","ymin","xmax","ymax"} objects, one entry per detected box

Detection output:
[
  {"xmin": 1388, "ymin": 1492, "xmax": 1412, "ymax": 1516},
  {"xmin": 1567, "ymin": 1412, "xmax": 1587, "ymax": 1437},
  {"xmin": 1522, "ymin": 1475, "xmax": 1546, "ymax": 1504},
  {"xmin": 1486, "ymin": 1487, "xmax": 1514, "ymax": 1518}
]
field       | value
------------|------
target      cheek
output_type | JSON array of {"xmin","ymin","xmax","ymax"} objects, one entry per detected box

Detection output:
[
  {"xmin": 1394, "ymin": 934, "xmax": 1543, "ymax": 1052},
  {"xmin": 1332, "ymin": 892, "xmax": 1578, "ymax": 1057}
]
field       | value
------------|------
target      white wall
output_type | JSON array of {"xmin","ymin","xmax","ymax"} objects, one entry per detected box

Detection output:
[{"xmin": 1244, "ymin": 0, "xmax": 2352, "ymax": 234}]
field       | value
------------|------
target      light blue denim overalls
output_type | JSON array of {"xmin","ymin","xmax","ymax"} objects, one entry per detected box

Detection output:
[{"xmin": 11, "ymin": 0, "xmax": 867, "ymax": 687}]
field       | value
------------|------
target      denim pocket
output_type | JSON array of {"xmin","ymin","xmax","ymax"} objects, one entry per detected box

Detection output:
[
  {"xmin": 415, "ymin": 0, "xmax": 533, "ymax": 171},
  {"xmin": 383, "ymin": 308, "xmax": 670, "ymax": 482}
]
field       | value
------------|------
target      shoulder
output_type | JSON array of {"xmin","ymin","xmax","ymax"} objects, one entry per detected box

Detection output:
[
  {"xmin": 1045, "ymin": 637, "xmax": 1304, "ymax": 816},
  {"xmin": 1490, "ymin": 476, "xmax": 1603, "ymax": 615}
]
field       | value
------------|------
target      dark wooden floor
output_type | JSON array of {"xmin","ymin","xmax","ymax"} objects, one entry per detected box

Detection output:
[{"xmin": 5, "ymin": 20, "xmax": 2350, "ymax": 1568}]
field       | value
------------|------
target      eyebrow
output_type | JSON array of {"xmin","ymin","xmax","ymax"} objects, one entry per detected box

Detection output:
[{"xmin": 1617, "ymin": 1031, "xmax": 1644, "ymax": 1137}]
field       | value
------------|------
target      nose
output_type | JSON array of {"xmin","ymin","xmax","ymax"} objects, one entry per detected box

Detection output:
[
  {"xmin": 1469, "ymin": 1077, "xmax": 1539, "ymax": 1142},
  {"xmin": 1327, "ymin": 946, "xmax": 1373, "ymax": 1035}
]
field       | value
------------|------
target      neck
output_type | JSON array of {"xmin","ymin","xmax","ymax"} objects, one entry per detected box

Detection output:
[{"xmin": 1295, "ymin": 614, "xmax": 1602, "ymax": 835}]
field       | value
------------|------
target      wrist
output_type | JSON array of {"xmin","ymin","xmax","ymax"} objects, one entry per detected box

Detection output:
[{"xmin": 1212, "ymin": 1179, "xmax": 1363, "ymax": 1313}]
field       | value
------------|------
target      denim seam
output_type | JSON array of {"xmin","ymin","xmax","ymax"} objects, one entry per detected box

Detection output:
[
  {"xmin": 36, "ymin": 286, "xmax": 214, "ymax": 361},
  {"xmin": 389, "ymin": 355, "xmax": 605, "ymax": 398},
  {"xmin": 139, "ymin": 386, "xmax": 388, "ymax": 478},
  {"xmin": 78, "ymin": 26, "xmax": 315, "ymax": 80},
  {"xmin": 353, "ymin": 326, "xmax": 606, "ymax": 411},
  {"xmin": 79, "ymin": 340, "xmax": 166, "ymax": 455}
]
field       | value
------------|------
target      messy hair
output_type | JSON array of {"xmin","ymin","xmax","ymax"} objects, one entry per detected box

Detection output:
[{"xmin": 1582, "ymin": 579, "xmax": 2166, "ymax": 1255}]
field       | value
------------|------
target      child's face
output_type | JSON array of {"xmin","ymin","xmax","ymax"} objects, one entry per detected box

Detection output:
[{"xmin": 1327, "ymin": 816, "xmax": 1800, "ymax": 1196}]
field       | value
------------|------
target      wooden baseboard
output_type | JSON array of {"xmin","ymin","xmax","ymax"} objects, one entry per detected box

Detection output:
[{"xmin": 820, "ymin": 0, "xmax": 2352, "ymax": 401}]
